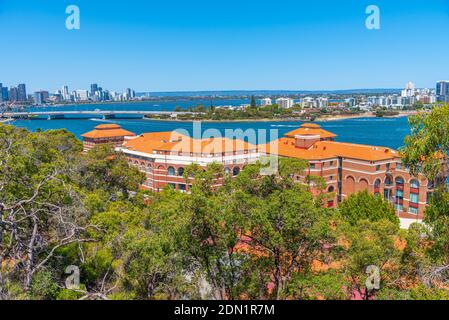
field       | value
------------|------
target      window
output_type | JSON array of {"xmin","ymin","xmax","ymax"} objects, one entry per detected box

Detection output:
[
  {"xmin": 168, "ymin": 183, "xmax": 176, "ymax": 189},
  {"xmin": 410, "ymin": 179, "xmax": 420, "ymax": 189},
  {"xmin": 409, "ymin": 207, "xmax": 418, "ymax": 215},
  {"xmin": 178, "ymin": 167, "xmax": 185, "ymax": 176},
  {"xmin": 374, "ymin": 179, "xmax": 381, "ymax": 188},
  {"xmin": 224, "ymin": 167, "xmax": 231, "ymax": 175},
  {"xmin": 328, "ymin": 186, "xmax": 335, "ymax": 193},
  {"xmin": 330, "ymin": 161, "xmax": 334, "ymax": 166},
  {"xmin": 310, "ymin": 163, "xmax": 316, "ymax": 169},
  {"xmin": 232, "ymin": 167, "xmax": 240, "ymax": 176},
  {"xmin": 410, "ymin": 193, "xmax": 419, "ymax": 204},
  {"xmin": 329, "ymin": 176, "xmax": 333, "ymax": 181},
  {"xmin": 376, "ymin": 165, "xmax": 380, "ymax": 171},
  {"xmin": 386, "ymin": 163, "xmax": 390, "ymax": 170},
  {"xmin": 167, "ymin": 167, "xmax": 176, "ymax": 176},
  {"xmin": 395, "ymin": 204, "xmax": 403, "ymax": 212},
  {"xmin": 178, "ymin": 184, "xmax": 186, "ymax": 191},
  {"xmin": 396, "ymin": 162, "xmax": 402, "ymax": 170}
]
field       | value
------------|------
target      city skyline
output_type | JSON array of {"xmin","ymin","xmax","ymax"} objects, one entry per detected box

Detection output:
[{"xmin": 1, "ymin": 0, "xmax": 448, "ymax": 92}]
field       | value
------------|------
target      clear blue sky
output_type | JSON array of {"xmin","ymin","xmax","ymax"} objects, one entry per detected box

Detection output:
[{"xmin": 1, "ymin": 0, "xmax": 448, "ymax": 92}]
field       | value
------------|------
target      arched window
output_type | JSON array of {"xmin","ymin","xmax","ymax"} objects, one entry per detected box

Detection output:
[
  {"xmin": 167, "ymin": 166, "xmax": 176, "ymax": 176},
  {"xmin": 345, "ymin": 176, "xmax": 355, "ymax": 195},
  {"xmin": 178, "ymin": 167, "xmax": 185, "ymax": 177},
  {"xmin": 232, "ymin": 167, "xmax": 240, "ymax": 176},
  {"xmin": 224, "ymin": 167, "xmax": 231, "ymax": 175},
  {"xmin": 374, "ymin": 179, "xmax": 381, "ymax": 188},
  {"xmin": 328, "ymin": 186, "xmax": 335, "ymax": 193},
  {"xmin": 410, "ymin": 179, "xmax": 420, "ymax": 189},
  {"xmin": 359, "ymin": 179, "xmax": 369, "ymax": 191},
  {"xmin": 395, "ymin": 177, "xmax": 404, "ymax": 185},
  {"xmin": 385, "ymin": 175, "xmax": 393, "ymax": 186}
]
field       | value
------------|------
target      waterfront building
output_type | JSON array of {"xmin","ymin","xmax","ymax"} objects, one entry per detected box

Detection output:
[
  {"xmin": 33, "ymin": 91, "xmax": 49, "ymax": 105},
  {"xmin": 276, "ymin": 97, "xmax": 294, "ymax": 109},
  {"xmin": 436, "ymin": 80, "xmax": 449, "ymax": 103},
  {"xmin": 401, "ymin": 81, "xmax": 416, "ymax": 98},
  {"xmin": 81, "ymin": 124, "xmax": 136, "ymax": 152},
  {"xmin": 81, "ymin": 123, "xmax": 436, "ymax": 228},
  {"xmin": 116, "ymin": 131, "xmax": 260, "ymax": 192},
  {"xmin": 75, "ymin": 90, "xmax": 89, "ymax": 101},
  {"xmin": 260, "ymin": 98, "xmax": 272, "ymax": 106},
  {"xmin": 316, "ymin": 97, "xmax": 329, "ymax": 108},
  {"xmin": 263, "ymin": 123, "xmax": 436, "ymax": 227}
]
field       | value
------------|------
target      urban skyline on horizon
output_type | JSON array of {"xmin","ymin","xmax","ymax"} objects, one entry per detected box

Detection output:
[{"xmin": 1, "ymin": 0, "xmax": 448, "ymax": 92}]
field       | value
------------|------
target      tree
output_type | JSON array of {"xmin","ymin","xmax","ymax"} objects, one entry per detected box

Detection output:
[
  {"xmin": 250, "ymin": 95, "xmax": 257, "ymax": 108},
  {"xmin": 339, "ymin": 190, "xmax": 399, "ymax": 226},
  {"xmin": 401, "ymin": 105, "xmax": 449, "ymax": 291}
]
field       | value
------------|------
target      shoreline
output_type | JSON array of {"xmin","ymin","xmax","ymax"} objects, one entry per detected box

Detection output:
[{"xmin": 144, "ymin": 111, "xmax": 417, "ymax": 123}]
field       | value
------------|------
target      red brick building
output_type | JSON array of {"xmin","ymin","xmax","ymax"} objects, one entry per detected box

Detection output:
[
  {"xmin": 82, "ymin": 123, "xmax": 436, "ymax": 228},
  {"xmin": 81, "ymin": 124, "xmax": 135, "ymax": 152},
  {"xmin": 264, "ymin": 123, "xmax": 434, "ymax": 227}
]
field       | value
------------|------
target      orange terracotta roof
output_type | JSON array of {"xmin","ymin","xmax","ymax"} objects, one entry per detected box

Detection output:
[
  {"xmin": 81, "ymin": 124, "xmax": 135, "ymax": 139},
  {"xmin": 263, "ymin": 138, "xmax": 398, "ymax": 161},
  {"xmin": 123, "ymin": 131, "xmax": 257, "ymax": 155},
  {"xmin": 284, "ymin": 123, "xmax": 337, "ymax": 139}
]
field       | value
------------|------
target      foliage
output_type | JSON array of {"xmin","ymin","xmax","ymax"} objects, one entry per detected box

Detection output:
[{"xmin": 339, "ymin": 190, "xmax": 399, "ymax": 226}]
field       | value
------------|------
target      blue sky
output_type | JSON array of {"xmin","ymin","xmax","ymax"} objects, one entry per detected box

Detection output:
[{"xmin": 0, "ymin": 0, "xmax": 448, "ymax": 92}]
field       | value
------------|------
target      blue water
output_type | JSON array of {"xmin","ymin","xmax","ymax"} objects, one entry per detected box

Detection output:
[{"xmin": 7, "ymin": 102, "xmax": 411, "ymax": 150}]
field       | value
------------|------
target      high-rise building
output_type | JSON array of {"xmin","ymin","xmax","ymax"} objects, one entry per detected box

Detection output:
[
  {"xmin": 1, "ymin": 86, "xmax": 8, "ymax": 102},
  {"xmin": 33, "ymin": 91, "xmax": 50, "ymax": 105},
  {"xmin": 260, "ymin": 98, "xmax": 272, "ymax": 106},
  {"xmin": 90, "ymin": 83, "xmax": 98, "ymax": 97},
  {"xmin": 9, "ymin": 87, "xmax": 18, "ymax": 102},
  {"xmin": 62, "ymin": 85, "xmax": 70, "ymax": 101},
  {"xmin": 17, "ymin": 83, "xmax": 27, "ymax": 102},
  {"xmin": 75, "ymin": 90, "xmax": 89, "ymax": 101},
  {"xmin": 436, "ymin": 81, "xmax": 449, "ymax": 103},
  {"xmin": 125, "ymin": 88, "xmax": 136, "ymax": 100},
  {"xmin": 275, "ymin": 97, "xmax": 294, "ymax": 109},
  {"xmin": 0, "ymin": 83, "xmax": 3, "ymax": 102}
]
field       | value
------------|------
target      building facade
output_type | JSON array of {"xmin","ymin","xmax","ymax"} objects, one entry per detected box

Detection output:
[
  {"xmin": 116, "ymin": 132, "xmax": 260, "ymax": 193},
  {"xmin": 82, "ymin": 123, "xmax": 437, "ymax": 227},
  {"xmin": 264, "ymin": 123, "xmax": 435, "ymax": 227},
  {"xmin": 81, "ymin": 124, "xmax": 136, "ymax": 152}
]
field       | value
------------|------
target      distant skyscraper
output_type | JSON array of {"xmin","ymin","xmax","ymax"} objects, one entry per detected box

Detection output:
[
  {"xmin": 62, "ymin": 85, "xmax": 70, "ymax": 101},
  {"xmin": 33, "ymin": 91, "xmax": 46, "ymax": 105},
  {"xmin": 90, "ymin": 83, "xmax": 98, "ymax": 97},
  {"xmin": 9, "ymin": 87, "xmax": 18, "ymax": 102},
  {"xmin": 17, "ymin": 83, "xmax": 27, "ymax": 102},
  {"xmin": 436, "ymin": 80, "xmax": 449, "ymax": 103},
  {"xmin": 0, "ymin": 83, "xmax": 3, "ymax": 102},
  {"xmin": 1, "ymin": 86, "xmax": 8, "ymax": 102}
]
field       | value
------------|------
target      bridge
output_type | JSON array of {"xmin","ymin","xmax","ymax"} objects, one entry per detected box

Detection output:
[{"xmin": 0, "ymin": 110, "xmax": 196, "ymax": 120}]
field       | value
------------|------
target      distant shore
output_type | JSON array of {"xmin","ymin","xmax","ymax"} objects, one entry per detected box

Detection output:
[{"xmin": 144, "ymin": 111, "xmax": 418, "ymax": 123}]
